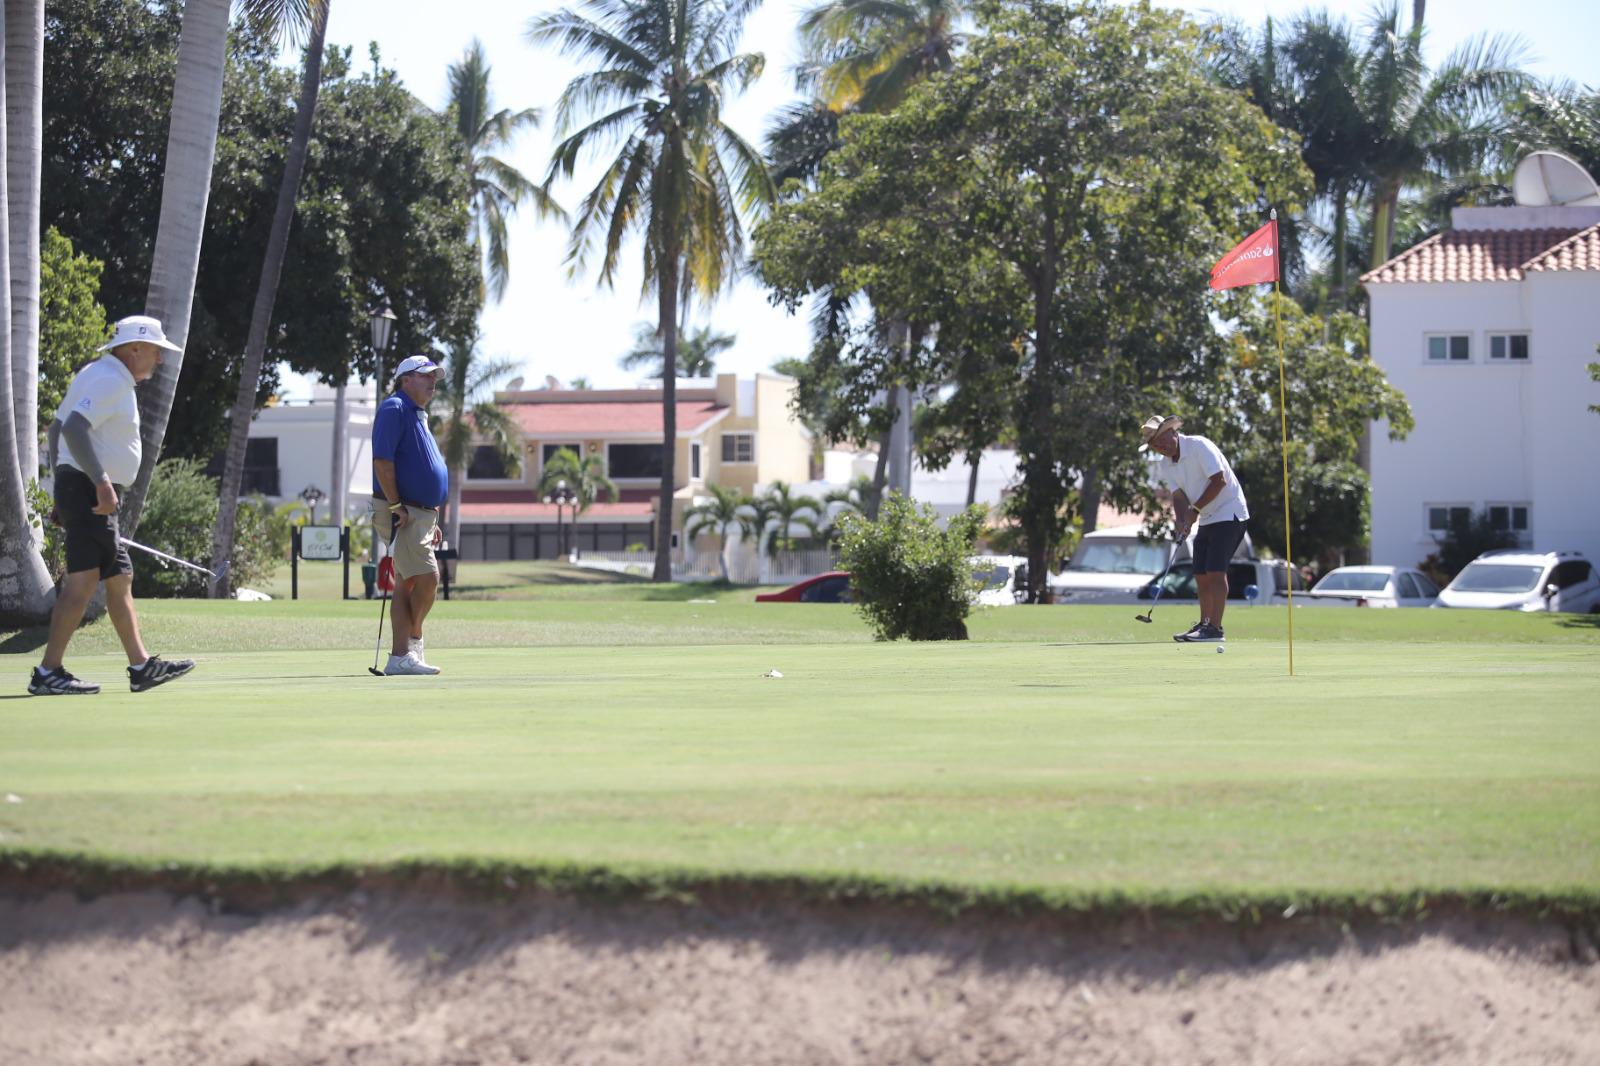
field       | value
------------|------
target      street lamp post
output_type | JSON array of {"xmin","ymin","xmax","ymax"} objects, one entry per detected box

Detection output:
[
  {"xmin": 543, "ymin": 478, "xmax": 577, "ymax": 558},
  {"xmin": 369, "ymin": 302, "xmax": 396, "ymax": 405},
  {"xmin": 300, "ymin": 484, "xmax": 326, "ymax": 525}
]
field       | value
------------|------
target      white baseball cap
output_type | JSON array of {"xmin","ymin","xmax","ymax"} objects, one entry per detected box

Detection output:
[
  {"xmin": 391, "ymin": 354, "xmax": 444, "ymax": 382},
  {"xmin": 98, "ymin": 315, "xmax": 182, "ymax": 353}
]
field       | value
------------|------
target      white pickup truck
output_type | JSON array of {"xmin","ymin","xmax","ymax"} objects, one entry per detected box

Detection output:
[
  {"xmin": 1048, "ymin": 523, "xmax": 1257, "ymax": 605},
  {"xmin": 1130, "ymin": 557, "xmax": 1306, "ymax": 608}
]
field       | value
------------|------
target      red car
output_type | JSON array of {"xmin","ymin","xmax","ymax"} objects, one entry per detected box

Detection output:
[{"xmin": 755, "ymin": 571, "xmax": 854, "ymax": 603}]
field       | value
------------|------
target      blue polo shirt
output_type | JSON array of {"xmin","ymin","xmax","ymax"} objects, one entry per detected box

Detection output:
[{"xmin": 371, "ymin": 390, "xmax": 448, "ymax": 507}]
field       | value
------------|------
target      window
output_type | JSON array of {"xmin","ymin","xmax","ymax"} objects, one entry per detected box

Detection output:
[
  {"xmin": 1487, "ymin": 504, "xmax": 1530, "ymax": 546},
  {"xmin": 1488, "ymin": 333, "xmax": 1530, "ymax": 361},
  {"xmin": 541, "ymin": 442, "xmax": 582, "ymax": 468},
  {"xmin": 1427, "ymin": 505, "xmax": 1472, "ymax": 536},
  {"xmin": 691, "ymin": 441, "xmax": 702, "ymax": 480},
  {"xmin": 1415, "ymin": 572, "xmax": 1439, "ymax": 597},
  {"xmin": 721, "ymin": 432, "xmax": 755, "ymax": 463},
  {"xmin": 1397, "ymin": 573, "xmax": 1420, "ymax": 599},
  {"xmin": 1553, "ymin": 560, "xmax": 1594, "ymax": 590},
  {"xmin": 1426, "ymin": 334, "xmax": 1471, "ymax": 362},
  {"xmin": 242, "ymin": 438, "xmax": 279, "ymax": 496},
  {"xmin": 466, "ymin": 445, "xmax": 509, "ymax": 481},
  {"xmin": 608, "ymin": 442, "xmax": 664, "ymax": 479}
]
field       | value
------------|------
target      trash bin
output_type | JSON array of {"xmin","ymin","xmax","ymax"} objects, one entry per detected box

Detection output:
[{"xmin": 361, "ymin": 562, "xmax": 377, "ymax": 599}]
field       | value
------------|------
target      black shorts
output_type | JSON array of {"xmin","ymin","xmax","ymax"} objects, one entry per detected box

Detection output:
[
  {"xmin": 54, "ymin": 465, "xmax": 133, "ymax": 580},
  {"xmin": 1192, "ymin": 518, "xmax": 1246, "ymax": 575}
]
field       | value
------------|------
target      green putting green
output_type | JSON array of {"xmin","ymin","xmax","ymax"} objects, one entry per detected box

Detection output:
[{"xmin": 3, "ymin": 596, "xmax": 1596, "ymax": 902}]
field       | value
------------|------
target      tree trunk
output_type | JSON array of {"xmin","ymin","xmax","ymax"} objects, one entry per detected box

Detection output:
[
  {"xmin": 1021, "ymin": 196, "xmax": 1061, "ymax": 605},
  {"xmin": 120, "ymin": 0, "xmax": 230, "ymax": 536},
  {"xmin": 446, "ymin": 464, "xmax": 463, "ymax": 551},
  {"xmin": 1078, "ymin": 465, "xmax": 1101, "ymax": 536},
  {"xmin": 652, "ymin": 263, "xmax": 679, "ymax": 583},
  {"xmin": 0, "ymin": 4, "xmax": 54, "ymax": 627},
  {"xmin": 209, "ymin": 1, "xmax": 329, "ymax": 596},
  {"xmin": 329, "ymin": 379, "xmax": 347, "ymax": 524},
  {"xmin": 964, "ymin": 449, "xmax": 980, "ymax": 507},
  {"xmin": 1330, "ymin": 180, "xmax": 1348, "ymax": 305},
  {"xmin": 5, "ymin": 0, "xmax": 41, "ymax": 483},
  {"xmin": 866, "ymin": 420, "xmax": 891, "ymax": 521},
  {"xmin": 1370, "ymin": 182, "xmax": 1399, "ymax": 271}
]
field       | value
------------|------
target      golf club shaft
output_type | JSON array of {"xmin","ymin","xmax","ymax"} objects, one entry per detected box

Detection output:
[
  {"xmin": 119, "ymin": 536, "xmax": 217, "ymax": 577},
  {"xmin": 1140, "ymin": 541, "xmax": 1182, "ymax": 620}
]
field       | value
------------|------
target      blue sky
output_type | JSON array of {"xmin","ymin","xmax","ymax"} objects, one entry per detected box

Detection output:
[{"xmin": 283, "ymin": 0, "xmax": 1598, "ymax": 398}]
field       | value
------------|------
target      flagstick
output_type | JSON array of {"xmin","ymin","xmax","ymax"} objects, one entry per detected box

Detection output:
[{"xmin": 1271, "ymin": 208, "xmax": 1294, "ymax": 676}]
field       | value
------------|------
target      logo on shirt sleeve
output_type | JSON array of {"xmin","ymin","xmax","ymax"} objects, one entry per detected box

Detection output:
[{"xmin": 77, "ymin": 397, "xmax": 93, "ymax": 411}]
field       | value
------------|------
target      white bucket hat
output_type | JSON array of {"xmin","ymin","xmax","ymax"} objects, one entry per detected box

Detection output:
[
  {"xmin": 391, "ymin": 354, "xmax": 444, "ymax": 383},
  {"xmin": 1138, "ymin": 414, "xmax": 1183, "ymax": 451},
  {"xmin": 98, "ymin": 315, "xmax": 182, "ymax": 353}
]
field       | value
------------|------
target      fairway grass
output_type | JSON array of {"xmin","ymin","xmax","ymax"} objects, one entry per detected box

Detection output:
[{"xmin": 3, "ymin": 598, "xmax": 1597, "ymax": 906}]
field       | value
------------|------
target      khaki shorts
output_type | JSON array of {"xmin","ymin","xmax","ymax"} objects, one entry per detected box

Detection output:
[{"xmin": 377, "ymin": 503, "xmax": 440, "ymax": 581}]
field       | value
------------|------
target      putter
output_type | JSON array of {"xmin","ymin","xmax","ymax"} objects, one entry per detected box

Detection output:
[
  {"xmin": 1134, "ymin": 542, "xmax": 1182, "ymax": 624},
  {"xmin": 119, "ymin": 536, "xmax": 229, "ymax": 582}
]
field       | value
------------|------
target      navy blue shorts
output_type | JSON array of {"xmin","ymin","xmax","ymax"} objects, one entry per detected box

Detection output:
[
  {"xmin": 1192, "ymin": 518, "xmax": 1246, "ymax": 575},
  {"xmin": 54, "ymin": 465, "xmax": 133, "ymax": 580}
]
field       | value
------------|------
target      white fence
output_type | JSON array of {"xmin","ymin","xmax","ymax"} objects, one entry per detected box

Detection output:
[{"xmin": 575, "ymin": 548, "xmax": 839, "ymax": 585}]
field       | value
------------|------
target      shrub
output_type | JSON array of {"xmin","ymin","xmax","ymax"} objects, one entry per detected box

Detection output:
[
  {"xmin": 133, "ymin": 460, "xmax": 278, "ymax": 597},
  {"xmin": 837, "ymin": 494, "xmax": 985, "ymax": 641}
]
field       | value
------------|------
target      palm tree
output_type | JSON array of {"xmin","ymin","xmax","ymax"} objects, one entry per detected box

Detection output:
[
  {"xmin": 437, "ymin": 337, "xmax": 526, "ymax": 552},
  {"xmin": 447, "ymin": 39, "xmax": 565, "ymax": 304},
  {"xmin": 755, "ymin": 479, "xmax": 822, "ymax": 554},
  {"xmin": 1353, "ymin": 2, "xmax": 1529, "ymax": 269},
  {"xmin": 537, "ymin": 446, "xmax": 616, "ymax": 512},
  {"xmin": 7, "ymin": 0, "xmax": 43, "ymax": 481},
  {"xmin": 123, "ymin": 0, "xmax": 324, "ymax": 536},
  {"xmin": 529, "ymin": 0, "xmax": 775, "ymax": 583},
  {"xmin": 0, "ymin": 0, "xmax": 55, "ymax": 624},
  {"xmin": 619, "ymin": 321, "xmax": 734, "ymax": 378},
  {"xmin": 210, "ymin": 0, "xmax": 333, "ymax": 595},
  {"xmin": 683, "ymin": 482, "xmax": 756, "ymax": 581},
  {"xmin": 820, "ymin": 473, "xmax": 872, "ymax": 542}
]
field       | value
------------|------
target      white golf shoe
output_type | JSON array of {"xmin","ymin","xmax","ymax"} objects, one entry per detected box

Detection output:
[
  {"xmin": 384, "ymin": 652, "xmax": 441, "ymax": 676},
  {"xmin": 407, "ymin": 637, "xmax": 436, "ymax": 669}
]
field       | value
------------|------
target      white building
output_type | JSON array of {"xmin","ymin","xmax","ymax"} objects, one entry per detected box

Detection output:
[
  {"xmin": 1362, "ymin": 196, "xmax": 1600, "ymax": 568},
  {"xmin": 239, "ymin": 384, "xmax": 376, "ymax": 523}
]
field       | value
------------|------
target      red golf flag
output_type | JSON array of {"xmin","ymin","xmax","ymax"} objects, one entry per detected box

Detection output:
[{"xmin": 1209, "ymin": 219, "xmax": 1279, "ymax": 290}]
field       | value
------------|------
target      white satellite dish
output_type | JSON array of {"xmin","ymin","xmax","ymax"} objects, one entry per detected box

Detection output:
[
  {"xmin": 504, "ymin": 376, "xmax": 524, "ymax": 392},
  {"xmin": 1512, "ymin": 151, "xmax": 1600, "ymax": 207}
]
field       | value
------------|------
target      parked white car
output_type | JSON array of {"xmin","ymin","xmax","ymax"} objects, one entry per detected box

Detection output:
[
  {"xmin": 1070, "ymin": 557, "xmax": 1303, "ymax": 607},
  {"xmin": 1303, "ymin": 565, "xmax": 1439, "ymax": 608},
  {"xmin": 1048, "ymin": 523, "xmax": 1254, "ymax": 604},
  {"xmin": 1434, "ymin": 550, "xmax": 1600, "ymax": 613},
  {"xmin": 971, "ymin": 555, "xmax": 1027, "ymax": 606}
]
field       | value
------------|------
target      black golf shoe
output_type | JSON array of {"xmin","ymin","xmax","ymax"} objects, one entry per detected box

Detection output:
[
  {"xmin": 128, "ymin": 655, "xmax": 196, "ymax": 693},
  {"xmin": 28, "ymin": 666, "xmax": 100, "ymax": 695},
  {"xmin": 1188, "ymin": 623, "xmax": 1225, "ymax": 643},
  {"xmin": 1173, "ymin": 621, "xmax": 1205, "ymax": 642}
]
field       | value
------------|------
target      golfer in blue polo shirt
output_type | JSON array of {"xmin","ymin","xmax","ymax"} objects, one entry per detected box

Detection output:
[{"xmin": 372, "ymin": 354, "xmax": 450, "ymax": 675}]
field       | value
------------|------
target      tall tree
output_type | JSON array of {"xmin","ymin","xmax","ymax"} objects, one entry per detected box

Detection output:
[
  {"xmin": 0, "ymin": 0, "xmax": 57, "ymax": 624},
  {"xmin": 122, "ymin": 0, "xmax": 325, "ymax": 535},
  {"xmin": 1354, "ymin": 1, "xmax": 1528, "ymax": 269},
  {"xmin": 7, "ymin": 0, "xmax": 42, "ymax": 480},
  {"xmin": 446, "ymin": 38, "xmax": 562, "ymax": 303},
  {"xmin": 529, "ymin": 0, "xmax": 774, "ymax": 582},
  {"xmin": 210, "ymin": 0, "xmax": 331, "ymax": 596},
  {"xmin": 619, "ymin": 321, "xmax": 733, "ymax": 378},
  {"xmin": 437, "ymin": 335, "xmax": 524, "ymax": 551}
]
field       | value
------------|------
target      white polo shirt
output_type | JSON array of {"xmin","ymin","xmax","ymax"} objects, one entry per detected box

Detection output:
[
  {"xmin": 1157, "ymin": 433, "xmax": 1249, "ymax": 526},
  {"xmin": 56, "ymin": 355, "xmax": 142, "ymax": 485}
]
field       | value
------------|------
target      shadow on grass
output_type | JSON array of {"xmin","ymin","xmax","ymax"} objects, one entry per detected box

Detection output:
[
  {"xmin": 0, "ymin": 627, "xmax": 47, "ymax": 655},
  {"xmin": 1556, "ymin": 613, "xmax": 1600, "ymax": 631}
]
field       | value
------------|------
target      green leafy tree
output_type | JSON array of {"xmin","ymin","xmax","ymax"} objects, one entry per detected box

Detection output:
[
  {"xmin": 757, "ymin": 0, "xmax": 1310, "ymax": 601},
  {"xmin": 447, "ymin": 38, "xmax": 564, "ymax": 303},
  {"xmin": 530, "ymin": 0, "xmax": 776, "ymax": 582},
  {"xmin": 1511, "ymin": 82, "xmax": 1600, "ymax": 178},
  {"xmin": 837, "ymin": 494, "xmax": 984, "ymax": 640},
  {"xmin": 37, "ymin": 227, "xmax": 107, "ymax": 445},
  {"xmin": 619, "ymin": 321, "xmax": 734, "ymax": 378},
  {"xmin": 683, "ymin": 482, "xmax": 757, "ymax": 581},
  {"xmin": 1195, "ymin": 291, "xmax": 1414, "ymax": 568}
]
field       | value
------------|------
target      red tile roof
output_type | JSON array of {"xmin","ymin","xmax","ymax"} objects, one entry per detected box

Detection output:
[
  {"xmin": 509, "ymin": 400, "xmax": 727, "ymax": 437},
  {"xmin": 1525, "ymin": 224, "xmax": 1600, "ymax": 272},
  {"xmin": 1362, "ymin": 226, "xmax": 1599, "ymax": 284},
  {"xmin": 458, "ymin": 501, "xmax": 655, "ymax": 521}
]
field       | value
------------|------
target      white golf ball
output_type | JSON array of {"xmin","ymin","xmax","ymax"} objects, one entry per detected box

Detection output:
[{"xmin": 1216, "ymin": 646, "xmax": 1225, "ymax": 654}]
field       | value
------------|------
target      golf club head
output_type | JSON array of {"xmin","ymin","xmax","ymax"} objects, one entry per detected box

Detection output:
[
  {"xmin": 1134, "ymin": 613, "xmax": 1152, "ymax": 623},
  {"xmin": 368, "ymin": 666, "xmax": 385, "ymax": 677}
]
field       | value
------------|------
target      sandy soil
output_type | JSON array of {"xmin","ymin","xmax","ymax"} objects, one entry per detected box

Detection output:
[{"xmin": 2, "ymin": 888, "xmax": 1597, "ymax": 1066}]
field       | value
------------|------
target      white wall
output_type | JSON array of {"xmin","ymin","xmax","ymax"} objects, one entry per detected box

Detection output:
[
  {"xmin": 249, "ymin": 400, "xmax": 376, "ymax": 522},
  {"xmin": 1368, "ymin": 270, "xmax": 1600, "ymax": 567}
]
